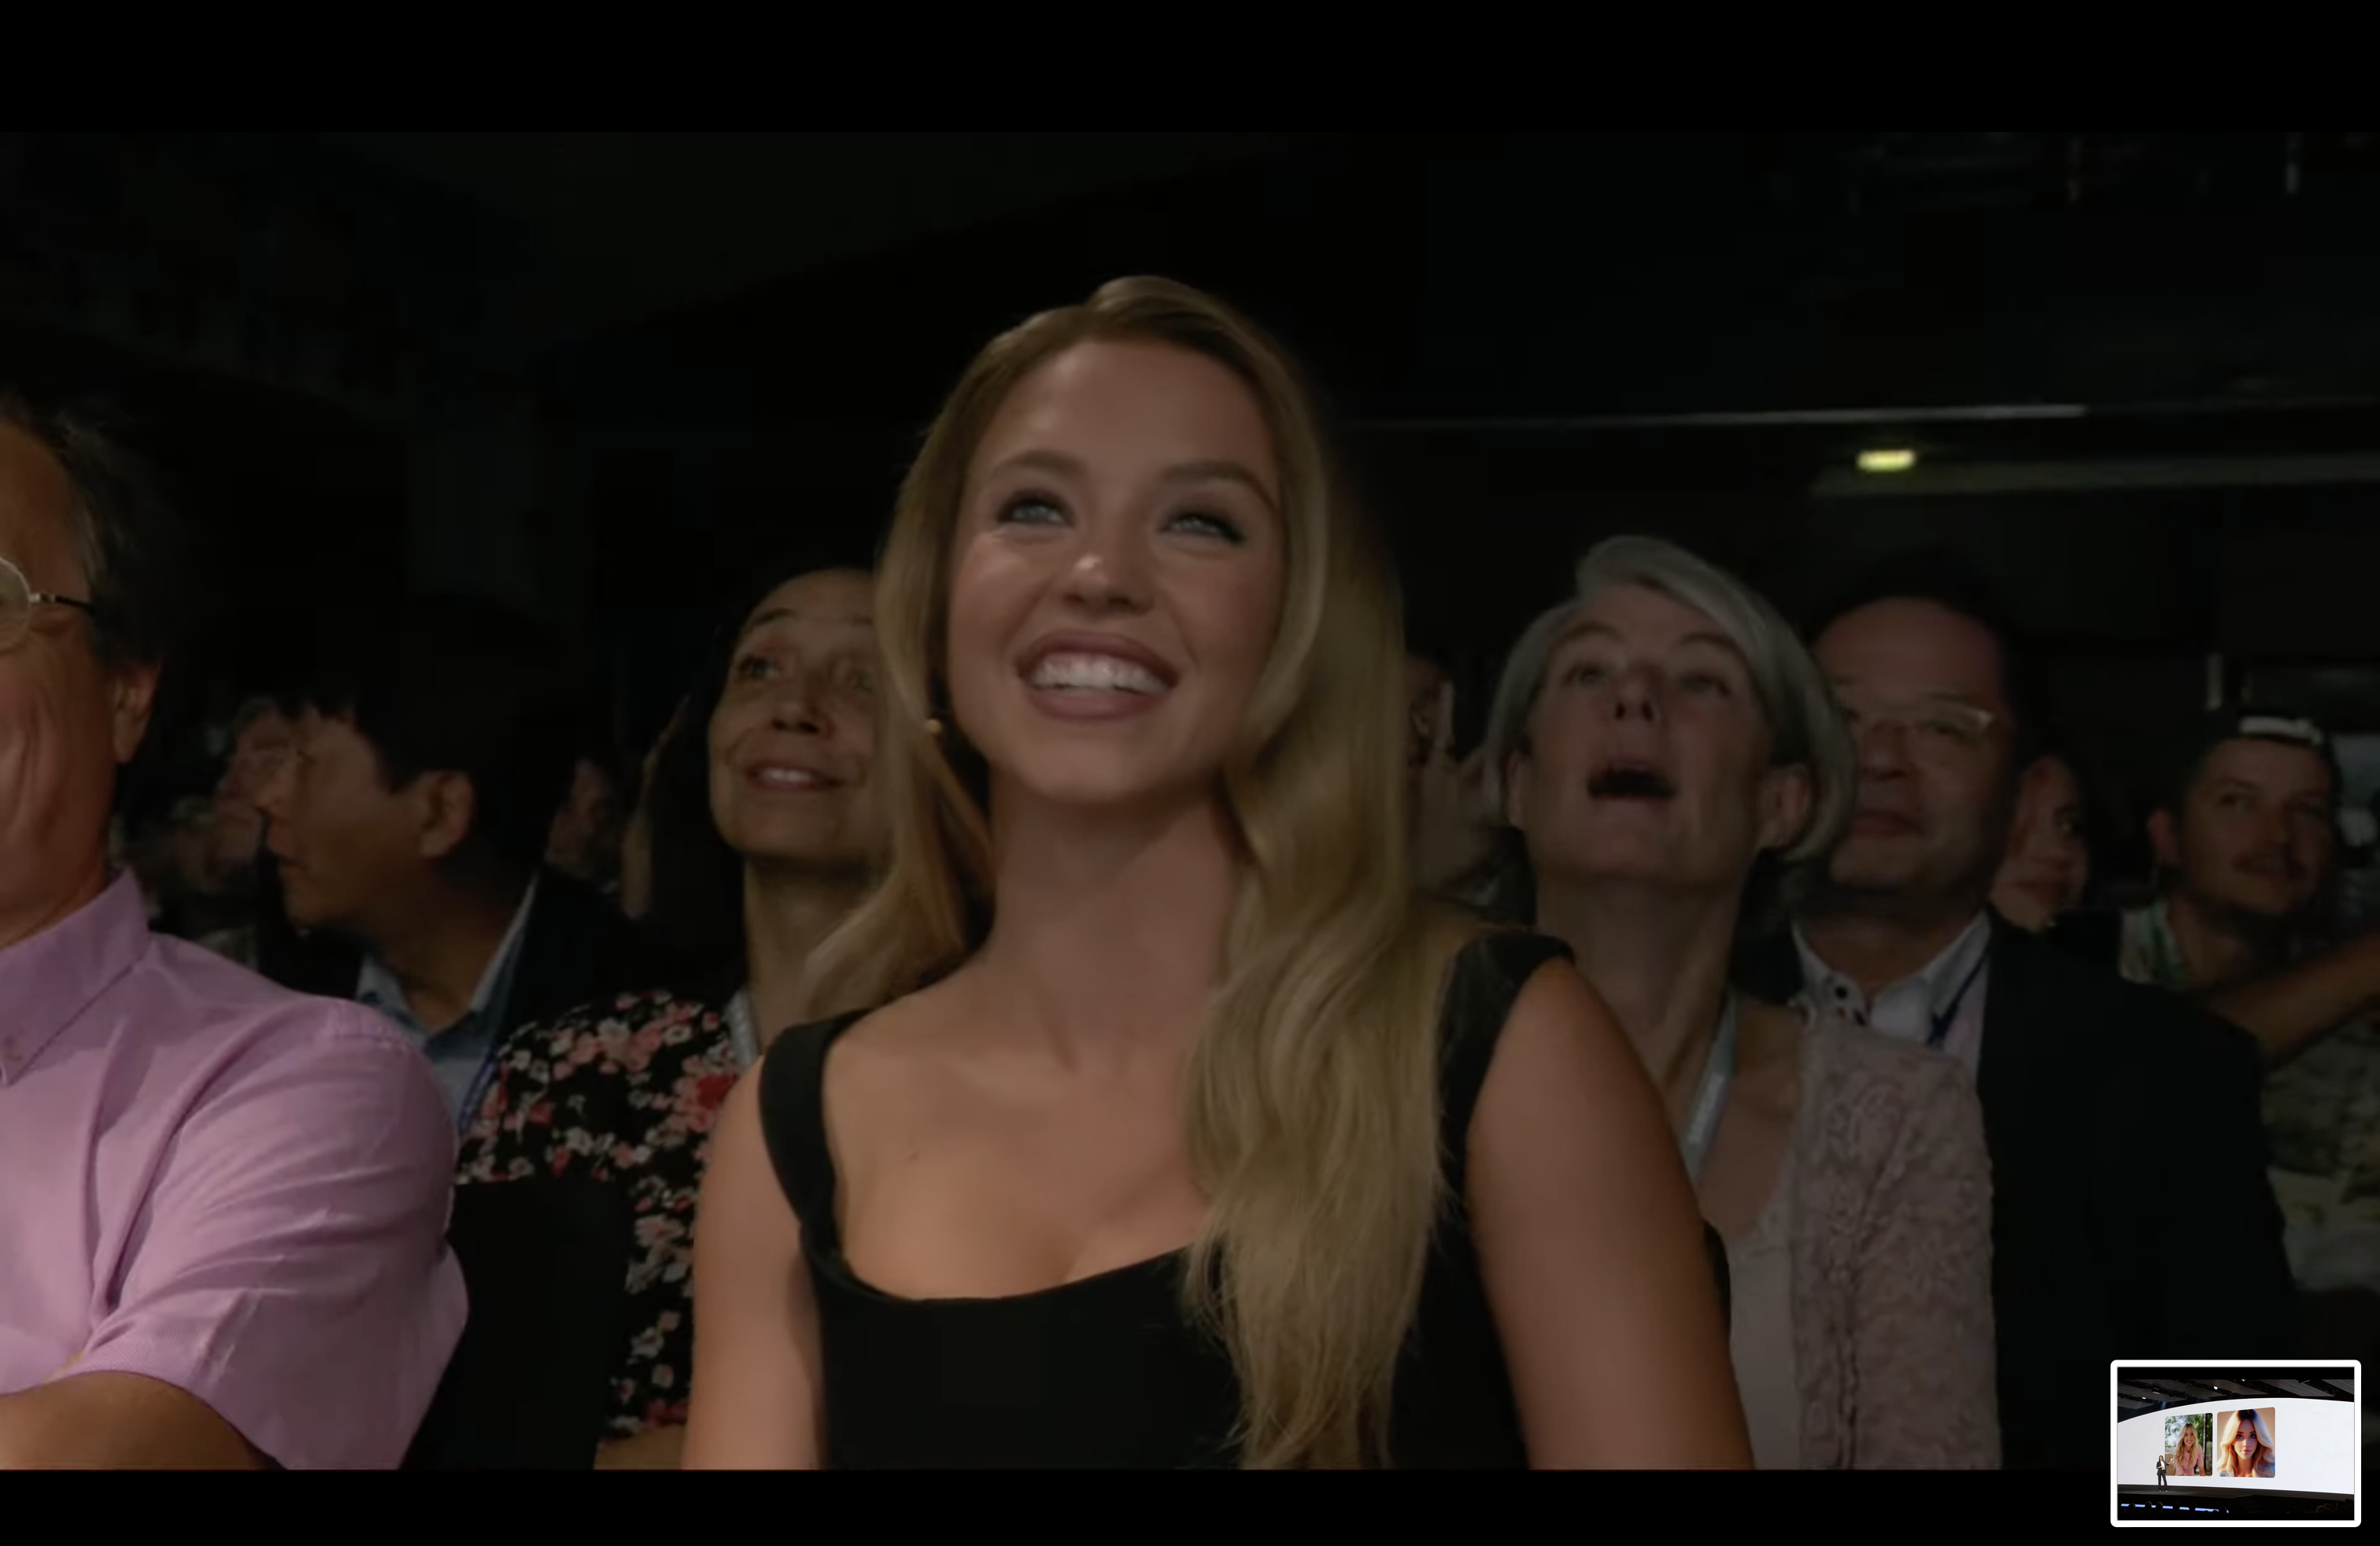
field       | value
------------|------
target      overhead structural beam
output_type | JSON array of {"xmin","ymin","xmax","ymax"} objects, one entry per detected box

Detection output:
[
  {"xmin": 1359, "ymin": 405, "xmax": 2090, "ymax": 432},
  {"xmin": 1815, "ymin": 453, "xmax": 2380, "ymax": 497}
]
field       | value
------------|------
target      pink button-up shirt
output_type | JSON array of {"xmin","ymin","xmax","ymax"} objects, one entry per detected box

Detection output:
[{"xmin": 0, "ymin": 873, "xmax": 468, "ymax": 1468}]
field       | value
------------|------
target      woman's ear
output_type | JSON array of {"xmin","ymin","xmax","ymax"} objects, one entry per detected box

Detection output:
[
  {"xmin": 1756, "ymin": 763, "xmax": 1814, "ymax": 856},
  {"xmin": 1501, "ymin": 747, "xmax": 1532, "ymax": 833}
]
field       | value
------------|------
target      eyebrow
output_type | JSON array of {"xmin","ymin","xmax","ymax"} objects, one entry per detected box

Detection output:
[
  {"xmin": 987, "ymin": 449, "xmax": 1279, "ymax": 512},
  {"xmin": 1559, "ymin": 621, "xmax": 1747, "ymax": 660},
  {"xmin": 2212, "ymin": 779, "xmax": 2331, "ymax": 804},
  {"xmin": 736, "ymin": 607, "xmax": 874, "ymax": 643},
  {"xmin": 1830, "ymin": 678, "xmax": 1992, "ymax": 708}
]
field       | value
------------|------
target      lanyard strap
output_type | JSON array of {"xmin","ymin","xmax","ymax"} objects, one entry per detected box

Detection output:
[
  {"xmin": 1680, "ymin": 993, "xmax": 1739, "ymax": 1182},
  {"xmin": 456, "ymin": 1037, "xmax": 504, "ymax": 1138},
  {"xmin": 726, "ymin": 989, "xmax": 759, "ymax": 1075},
  {"xmin": 1928, "ymin": 949, "xmax": 1991, "ymax": 1050}
]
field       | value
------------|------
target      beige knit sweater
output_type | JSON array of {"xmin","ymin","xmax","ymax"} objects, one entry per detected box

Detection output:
[{"xmin": 1768, "ymin": 1007, "xmax": 2001, "ymax": 1468}]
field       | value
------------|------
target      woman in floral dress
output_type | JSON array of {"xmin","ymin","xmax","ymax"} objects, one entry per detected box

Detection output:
[{"xmin": 457, "ymin": 562, "xmax": 888, "ymax": 1469}]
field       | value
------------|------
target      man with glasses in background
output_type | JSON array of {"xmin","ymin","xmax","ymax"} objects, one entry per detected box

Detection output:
[
  {"xmin": 0, "ymin": 394, "xmax": 464, "ymax": 1468},
  {"xmin": 1734, "ymin": 552, "xmax": 2295, "ymax": 1471}
]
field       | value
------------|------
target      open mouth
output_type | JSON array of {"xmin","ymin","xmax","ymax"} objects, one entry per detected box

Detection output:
[
  {"xmin": 748, "ymin": 764, "xmax": 839, "ymax": 792},
  {"xmin": 1024, "ymin": 652, "xmax": 1172, "ymax": 696},
  {"xmin": 1587, "ymin": 762, "xmax": 1676, "ymax": 801}
]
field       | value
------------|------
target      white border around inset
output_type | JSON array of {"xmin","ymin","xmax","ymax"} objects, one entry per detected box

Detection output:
[{"xmin": 2110, "ymin": 1359, "xmax": 2361, "ymax": 1529}]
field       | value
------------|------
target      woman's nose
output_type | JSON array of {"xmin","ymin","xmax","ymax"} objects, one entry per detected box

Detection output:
[
  {"xmin": 1607, "ymin": 664, "xmax": 1661, "ymax": 720},
  {"xmin": 1064, "ymin": 530, "xmax": 1152, "ymax": 613}
]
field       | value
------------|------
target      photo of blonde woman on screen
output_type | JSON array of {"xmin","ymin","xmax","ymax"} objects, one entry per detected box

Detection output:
[
  {"xmin": 2216, "ymin": 1407, "xmax": 2278, "ymax": 1478},
  {"xmin": 2165, "ymin": 1411, "xmax": 2212, "ymax": 1478}
]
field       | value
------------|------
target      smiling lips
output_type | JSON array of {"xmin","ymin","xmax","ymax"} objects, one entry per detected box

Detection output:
[
  {"xmin": 1029, "ymin": 653, "xmax": 1169, "ymax": 694},
  {"xmin": 747, "ymin": 763, "xmax": 839, "ymax": 792},
  {"xmin": 1017, "ymin": 633, "xmax": 1177, "ymax": 720}
]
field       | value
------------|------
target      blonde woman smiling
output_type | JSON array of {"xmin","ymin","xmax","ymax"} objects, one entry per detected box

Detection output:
[{"xmin": 681, "ymin": 279, "xmax": 1748, "ymax": 1470}]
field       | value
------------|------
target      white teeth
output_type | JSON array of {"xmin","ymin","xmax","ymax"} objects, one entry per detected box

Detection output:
[
  {"xmin": 1027, "ymin": 653, "xmax": 1167, "ymax": 694},
  {"xmin": 754, "ymin": 767, "xmax": 827, "ymax": 790}
]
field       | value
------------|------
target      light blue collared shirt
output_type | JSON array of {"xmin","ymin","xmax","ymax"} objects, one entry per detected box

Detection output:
[
  {"xmin": 357, "ymin": 875, "xmax": 539, "ymax": 1131},
  {"xmin": 1792, "ymin": 909, "xmax": 1994, "ymax": 1074}
]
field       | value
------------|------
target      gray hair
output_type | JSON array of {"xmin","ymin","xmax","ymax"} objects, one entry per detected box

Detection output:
[
  {"xmin": 0, "ymin": 392, "xmax": 185, "ymax": 668},
  {"xmin": 1480, "ymin": 534, "xmax": 1856, "ymax": 871},
  {"xmin": 231, "ymin": 694, "xmax": 291, "ymax": 738}
]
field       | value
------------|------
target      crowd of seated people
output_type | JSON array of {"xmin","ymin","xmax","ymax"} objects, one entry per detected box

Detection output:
[{"xmin": 6, "ymin": 274, "xmax": 2376, "ymax": 1470}]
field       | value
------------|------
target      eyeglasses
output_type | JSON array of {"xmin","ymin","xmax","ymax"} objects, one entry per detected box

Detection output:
[
  {"xmin": 0, "ymin": 554, "xmax": 95, "ymax": 654},
  {"xmin": 1835, "ymin": 687, "xmax": 2001, "ymax": 758}
]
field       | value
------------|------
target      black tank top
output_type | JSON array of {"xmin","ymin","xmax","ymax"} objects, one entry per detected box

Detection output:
[{"xmin": 758, "ymin": 930, "xmax": 1722, "ymax": 1468}]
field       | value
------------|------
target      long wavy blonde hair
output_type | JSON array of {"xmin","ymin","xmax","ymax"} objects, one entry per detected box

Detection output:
[
  {"xmin": 801, "ymin": 276, "xmax": 1474, "ymax": 1468},
  {"xmin": 2216, "ymin": 1407, "xmax": 2275, "ymax": 1477}
]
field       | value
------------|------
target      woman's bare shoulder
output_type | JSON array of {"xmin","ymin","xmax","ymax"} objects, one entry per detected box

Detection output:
[{"xmin": 1476, "ymin": 956, "xmax": 1663, "ymax": 1152}]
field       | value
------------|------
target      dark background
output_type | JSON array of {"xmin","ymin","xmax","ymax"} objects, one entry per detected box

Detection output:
[{"xmin": 6, "ymin": 131, "xmax": 2379, "ymax": 849}]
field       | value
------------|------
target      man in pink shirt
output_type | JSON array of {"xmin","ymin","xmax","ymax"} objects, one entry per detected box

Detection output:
[{"xmin": 0, "ymin": 394, "xmax": 466, "ymax": 1468}]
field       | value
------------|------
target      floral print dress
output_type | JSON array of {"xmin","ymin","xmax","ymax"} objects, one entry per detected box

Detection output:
[{"xmin": 456, "ymin": 989, "xmax": 743, "ymax": 1438}]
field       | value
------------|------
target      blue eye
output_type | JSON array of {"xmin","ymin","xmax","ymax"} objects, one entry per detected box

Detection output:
[
  {"xmin": 1169, "ymin": 509, "xmax": 1244, "ymax": 543},
  {"xmin": 1000, "ymin": 494, "xmax": 1066, "ymax": 526}
]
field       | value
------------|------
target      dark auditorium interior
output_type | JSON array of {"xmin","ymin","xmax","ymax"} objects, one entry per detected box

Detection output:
[
  {"xmin": 7, "ymin": 131, "xmax": 2380, "ymax": 864},
  {"xmin": 6, "ymin": 131, "xmax": 2380, "ymax": 1490}
]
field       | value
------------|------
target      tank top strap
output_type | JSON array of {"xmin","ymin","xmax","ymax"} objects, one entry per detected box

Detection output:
[
  {"xmin": 1436, "ymin": 930, "xmax": 1575, "ymax": 1200},
  {"xmin": 758, "ymin": 1009, "xmax": 871, "ymax": 1230}
]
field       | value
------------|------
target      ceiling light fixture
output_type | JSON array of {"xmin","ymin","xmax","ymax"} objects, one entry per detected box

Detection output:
[{"xmin": 1857, "ymin": 447, "xmax": 1919, "ymax": 474}]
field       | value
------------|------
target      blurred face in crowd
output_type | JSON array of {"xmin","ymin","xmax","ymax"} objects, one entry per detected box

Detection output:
[
  {"xmin": 1407, "ymin": 653, "xmax": 1447, "ymax": 760},
  {"xmin": 254, "ymin": 710, "xmax": 446, "ymax": 939},
  {"xmin": 1991, "ymin": 752, "xmax": 2090, "ymax": 930},
  {"xmin": 1813, "ymin": 599, "xmax": 2016, "ymax": 915},
  {"xmin": 545, "ymin": 757, "xmax": 623, "ymax": 886},
  {"xmin": 2154, "ymin": 737, "xmax": 2335, "ymax": 928},
  {"xmin": 616, "ymin": 705, "xmax": 683, "ymax": 920},
  {"xmin": 1506, "ymin": 583, "xmax": 1807, "ymax": 897},
  {"xmin": 212, "ymin": 707, "xmax": 294, "ymax": 878},
  {"xmin": 708, "ymin": 569, "xmax": 885, "ymax": 878},
  {"xmin": 943, "ymin": 339, "xmax": 1286, "ymax": 819},
  {"xmin": 0, "ymin": 422, "xmax": 159, "ymax": 945}
]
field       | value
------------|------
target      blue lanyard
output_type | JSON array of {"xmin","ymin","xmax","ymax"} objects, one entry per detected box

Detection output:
[
  {"xmin": 1680, "ymin": 993, "xmax": 1739, "ymax": 1182},
  {"xmin": 455, "ymin": 1037, "xmax": 504, "ymax": 1137},
  {"xmin": 726, "ymin": 989, "xmax": 760, "ymax": 1074},
  {"xmin": 1928, "ymin": 950, "xmax": 1990, "ymax": 1050}
]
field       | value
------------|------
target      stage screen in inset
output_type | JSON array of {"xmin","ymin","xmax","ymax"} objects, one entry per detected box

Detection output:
[
  {"xmin": 2118, "ymin": 1396, "xmax": 2355, "ymax": 1495},
  {"xmin": 2213, "ymin": 1407, "xmax": 2278, "ymax": 1479}
]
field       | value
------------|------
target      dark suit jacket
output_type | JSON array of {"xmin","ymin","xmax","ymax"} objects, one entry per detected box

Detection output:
[
  {"xmin": 266, "ymin": 868, "xmax": 654, "ymax": 1045},
  {"xmin": 1738, "ymin": 911, "xmax": 2295, "ymax": 1471}
]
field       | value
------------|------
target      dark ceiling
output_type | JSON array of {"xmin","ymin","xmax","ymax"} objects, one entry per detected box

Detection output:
[
  {"xmin": 9, "ymin": 132, "xmax": 2380, "ymax": 739},
  {"xmin": 2116, "ymin": 1367, "xmax": 2356, "ymax": 1421},
  {"xmin": 320, "ymin": 132, "xmax": 1346, "ymax": 359}
]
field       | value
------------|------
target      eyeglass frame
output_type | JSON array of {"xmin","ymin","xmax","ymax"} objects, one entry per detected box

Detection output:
[
  {"xmin": 1832, "ymin": 685, "xmax": 2004, "ymax": 759},
  {"xmin": 0, "ymin": 553, "xmax": 97, "ymax": 653}
]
